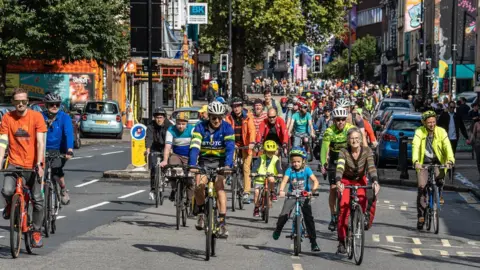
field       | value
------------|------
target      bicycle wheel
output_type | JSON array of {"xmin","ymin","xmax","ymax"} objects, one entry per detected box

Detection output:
[
  {"xmin": 43, "ymin": 184, "xmax": 51, "ymax": 238},
  {"xmin": 237, "ymin": 172, "xmax": 244, "ymax": 210},
  {"xmin": 231, "ymin": 175, "xmax": 236, "ymax": 212},
  {"xmin": 176, "ymin": 180, "xmax": 182, "ymax": 230},
  {"xmin": 154, "ymin": 165, "xmax": 161, "ymax": 208},
  {"xmin": 425, "ymin": 189, "xmax": 432, "ymax": 231},
  {"xmin": 433, "ymin": 185, "xmax": 440, "ymax": 234},
  {"xmin": 294, "ymin": 214, "xmax": 302, "ymax": 256},
  {"xmin": 264, "ymin": 190, "xmax": 270, "ymax": 224},
  {"xmin": 51, "ymin": 183, "xmax": 60, "ymax": 234},
  {"xmin": 211, "ymin": 202, "xmax": 217, "ymax": 257},
  {"xmin": 352, "ymin": 207, "xmax": 365, "ymax": 265},
  {"xmin": 10, "ymin": 194, "xmax": 22, "ymax": 258},
  {"xmin": 24, "ymin": 200, "xmax": 33, "ymax": 255},
  {"xmin": 347, "ymin": 215, "xmax": 354, "ymax": 260},
  {"xmin": 205, "ymin": 197, "xmax": 213, "ymax": 261},
  {"xmin": 181, "ymin": 183, "xmax": 187, "ymax": 227}
]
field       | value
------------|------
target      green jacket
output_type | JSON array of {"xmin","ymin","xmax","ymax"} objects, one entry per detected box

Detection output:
[{"xmin": 411, "ymin": 126, "xmax": 455, "ymax": 167}]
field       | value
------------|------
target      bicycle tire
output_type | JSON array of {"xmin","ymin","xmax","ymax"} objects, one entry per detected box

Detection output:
[
  {"xmin": 264, "ymin": 190, "xmax": 270, "ymax": 224},
  {"xmin": 52, "ymin": 182, "xmax": 60, "ymax": 234},
  {"xmin": 155, "ymin": 165, "xmax": 160, "ymax": 208},
  {"xmin": 10, "ymin": 194, "xmax": 22, "ymax": 258},
  {"xmin": 181, "ymin": 184, "xmax": 187, "ymax": 227},
  {"xmin": 231, "ymin": 175, "xmax": 236, "ymax": 212},
  {"xmin": 237, "ymin": 172, "xmax": 244, "ymax": 210},
  {"xmin": 205, "ymin": 197, "xmax": 213, "ymax": 261},
  {"xmin": 352, "ymin": 207, "xmax": 365, "ymax": 265},
  {"xmin": 211, "ymin": 201, "xmax": 217, "ymax": 257},
  {"xmin": 433, "ymin": 185, "xmax": 440, "ymax": 234},
  {"xmin": 176, "ymin": 181, "xmax": 182, "ymax": 230},
  {"xmin": 43, "ymin": 184, "xmax": 51, "ymax": 238},
  {"xmin": 294, "ymin": 214, "xmax": 301, "ymax": 256},
  {"xmin": 24, "ymin": 200, "xmax": 33, "ymax": 255},
  {"xmin": 425, "ymin": 188, "xmax": 432, "ymax": 231},
  {"xmin": 347, "ymin": 214, "xmax": 354, "ymax": 260}
]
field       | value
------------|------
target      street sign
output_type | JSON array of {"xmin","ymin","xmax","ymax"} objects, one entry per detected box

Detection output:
[
  {"xmin": 187, "ymin": 3, "xmax": 208, "ymax": 24},
  {"xmin": 131, "ymin": 124, "xmax": 147, "ymax": 167}
]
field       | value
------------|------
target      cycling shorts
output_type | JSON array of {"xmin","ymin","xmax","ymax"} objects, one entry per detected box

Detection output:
[
  {"xmin": 198, "ymin": 157, "xmax": 225, "ymax": 171},
  {"xmin": 47, "ymin": 150, "xmax": 67, "ymax": 178},
  {"xmin": 327, "ymin": 151, "xmax": 340, "ymax": 185}
]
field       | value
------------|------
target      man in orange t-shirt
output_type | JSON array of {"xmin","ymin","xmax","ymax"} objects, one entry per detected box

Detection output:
[{"xmin": 0, "ymin": 88, "xmax": 47, "ymax": 248}]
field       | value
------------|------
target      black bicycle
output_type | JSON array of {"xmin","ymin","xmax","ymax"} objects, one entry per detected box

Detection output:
[
  {"xmin": 43, "ymin": 152, "xmax": 66, "ymax": 237},
  {"xmin": 152, "ymin": 153, "xmax": 165, "ymax": 208},
  {"xmin": 230, "ymin": 146, "xmax": 248, "ymax": 211},
  {"xmin": 163, "ymin": 164, "xmax": 193, "ymax": 230}
]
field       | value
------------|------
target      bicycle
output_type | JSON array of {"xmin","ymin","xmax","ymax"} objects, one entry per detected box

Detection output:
[
  {"xmin": 285, "ymin": 189, "xmax": 319, "ymax": 256},
  {"xmin": 43, "ymin": 152, "xmax": 66, "ymax": 237},
  {"xmin": 421, "ymin": 164, "xmax": 448, "ymax": 234},
  {"xmin": 189, "ymin": 165, "xmax": 233, "ymax": 261},
  {"xmin": 163, "ymin": 164, "xmax": 193, "ymax": 230},
  {"xmin": 1, "ymin": 168, "xmax": 37, "ymax": 258},
  {"xmin": 250, "ymin": 173, "xmax": 282, "ymax": 223},
  {"xmin": 151, "ymin": 153, "xmax": 165, "ymax": 208},
  {"xmin": 338, "ymin": 185, "xmax": 372, "ymax": 265},
  {"xmin": 230, "ymin": 146, "xmax": 249, "ymax": 211}
]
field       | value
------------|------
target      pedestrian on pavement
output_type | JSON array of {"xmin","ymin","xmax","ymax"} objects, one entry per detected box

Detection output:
[
  {"xmin": 468, "ymin": 103, "xmax": 480, "ymax": 122},
  {"xmin": 467, "ymin": 119, "xmax": 480, "ymax": 179},
  {"xmin": 457, "ymin": 97, "xmax": 471, "ymax": 120},
  {"xmin": 438, "ymin": 101, "xmax": 469, "ymax": 155},
  {"xmin": 42, "ymin": 92, "xmax": 74, "ymax": 205},
  {"xmin": 145, "ymin": 107, "xmax": 172, "ymax": 200}
]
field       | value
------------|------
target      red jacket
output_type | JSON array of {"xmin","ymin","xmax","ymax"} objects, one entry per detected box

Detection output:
[{"xmin": 256, "ymin": 117, "xmax": 289, "ymax": 146}]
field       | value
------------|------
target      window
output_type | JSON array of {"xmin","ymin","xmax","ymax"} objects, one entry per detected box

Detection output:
[
  {"xmin": 357, "ymin": 7, "xmax": 383, "ymax": 27},
  {"xmin": 85, "ymin": 102, "xmax": 118, "ymax": 114},
  {"xmin": 380, "ymin": 101, "xmax": 412, "ymax": 110},
  {"xmin": 389, "ymin": 119, "xmax": 422, "ymax": 132}
]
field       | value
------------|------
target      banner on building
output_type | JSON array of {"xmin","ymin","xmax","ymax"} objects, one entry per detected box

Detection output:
[
  {"xmin": 405, "ymin": 0, "xmax": 422, "ymax": 32},
  {"xmin": 187, "ymin": 3, "xmax": 208, "ymax": 24}
]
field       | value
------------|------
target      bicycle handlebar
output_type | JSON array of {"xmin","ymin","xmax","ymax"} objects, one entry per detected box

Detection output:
[
  {"xmin": 162, "ymin": 164, "xmax": 190, "ymax": 171},
  {"xmin": 188, "ymin": 165, "xmax": 234, "ymax": 175},
  {"xmin": 0, "ymin": 168, "xmax": 36, "ymax": 173},
  {"xmin": 45, "ymin": 152, "xmax": 67, "ymax": 159},
  {"xmin": 250, "ymin": 173, "xmax": 283, "ymax": 179},
  {"xmin": 286, "ymin": 190, "xmax": 320, "ymax": 198},
  {"xmin": 343, "ymin": 185, "xmax": 372, "ymax": 190},
  {"xmin": 421, "ymin": 164, "xmax": 449, "ymax": 169}
]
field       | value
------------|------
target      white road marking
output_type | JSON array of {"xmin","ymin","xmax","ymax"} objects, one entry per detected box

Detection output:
[
  {"xmin": 291, "ymin": 256, "xmax": 300, "ymax": 259},
  {"xmin": 290, "ymin": 244, "xmax": 294, "ymax": 250},
  {"xmin": 57, "ymin": 216, "xmax": 66, "ymax": 220},
  {"xmin": 101, "ymin": 151, "xmax": 124, "ymax": 156},
  {"xmin": 455, "ymin": 173, "xmax": 480, "ymax": 189},
  {"xmin": 292, "ymin": 264, "xmax": 303, "ymax": 270},
  {"xmin": 412, "ymin": 248, "xmax": 422, "ymax": 256},
  {"xmin": 384, "ymin": 200, "xmax": 390, "ymax": 203},
  {"xmin": 0, "ymin": 208, "xmax": 3, "ymax": 211},
  {"xmin": 118, "ymin": 190, "xmax": 146, "ymax": 199},
  {"xmin": 400, "ymin": 206, "xmax": 407, "ymax": 211},
  {"xmin": 412, "ymin": 238, "xmax": 422, "ymax": 245},
  {"xmin": 402, "ymin": 202, "xmax": 408, "ymax": 205},
  {"xmin": 457, "ymin": 251, "xmax": 467, "ymax": 257},
  {"xmin": 84, "ymin": 156, "xmax": 93, "ymax": 158},
  {"xmin": 452, "ymin": 209, "xmax": 460, "ymax": 214},
  {"xmin": 76, "ymin": 201, "xmax": 110, "ymax": 212},
  {"xmin": 75, "ymin": 179, "xmax": 99, "ymax": 187},
  {"xmin": 372, "ymin": 234, "xmax": 380, "ymax": 242},
  {"xmin": 0, "ymin": 236, "xmax": 4, "ymax": 239},
  {"xmin": 388, "ymin": 205, "xmax": 395, "ymax": 210},
  {"xmin": 441, "ymin": 239, "xmax": 451, "ymax": 247},
  {"xmin": 459, "ymin": 192, "xmax": 478, "ymax": 204},
  {"xmin": 70, "ymin": 157, "xmax": 83, "ymax": 160}
]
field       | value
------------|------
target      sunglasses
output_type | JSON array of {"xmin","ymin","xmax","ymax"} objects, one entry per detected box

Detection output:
[
  {"xmin": 449, "ymin": 106, "xmax": 456, "ymax": 109},
  {"xmin": 47, "ymin": 103, "xmax": 61, "ymax": 108},
  {"xmin": 210, "ymin": 115, "xmax": 222, "ymax": 121},
  {"xmin": 268, "ymin": 116, "xmax": 276, "ymax": 119},
  {"xmin": 12, "ymin": 100, "xmax": 28, "ymax": 105},
  {"xmin": 335, "ymin": 118, "xmax": 347, "ymax": 122}
]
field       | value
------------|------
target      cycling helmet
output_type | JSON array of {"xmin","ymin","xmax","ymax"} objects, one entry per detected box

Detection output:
[
  {"xmin": 336, "ymin": 98, "xmax": 350, "ymax": 108},
  {"xmin": 216, "ymin": 96, "xmax": 226, "ymax": 104},
  {"xmin": 289, "ymin": 147, "xmax": 307, "ymax": 159},
  {"xmin": 422, "ymin": 110, "xmax": 437, "ymax": 121},
  {"xmin": 292, "ymin": 97, "xmax": 299, "ymax": 103},
  {"xmin": 264, "ymin": 140, "xmax": 278, "ymax": 152},
  {"xmin": 153, "ymin": 107, "xmax": 167, "ymax": 116},
  {"xmin": 287, "ymin": 103, "xmax": 294, "ymax": 109},
  {"xmin": 208, "ymin": 101, "xmax": 226, "ymax": 115},
  {"xmin": 44, "ymin": 92, "xmax": 62, "ymax": 103},
  {"xmin": 332, "ymin": 107, "xmax": 349, "ymax": 118},
  {"xmin": 230, "ymin": 97, "xmax": 243, "ymax": 106},
  {"xmin": 324, "ymin": 105, "xmax": 332, "ymax": 112},
  {"xmin": 306, "ymin": 92, "xmax": 312, "ymax": 98},
  {"xmin": 280, "ymin": 97, "xmax": 288, "ymax": 104},
  {"xmin": 175, "ymin": 111, "xmax": 189, "ymax": 121}
]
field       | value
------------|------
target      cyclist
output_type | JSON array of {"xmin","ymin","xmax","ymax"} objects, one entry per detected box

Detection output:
[
  {"xmin": 159, "ymin": 112, "xmax": 194, "ymax": 202},
  {"xmin": 42, "ymin": 93, "xmax": 74, "ymax": 205},
  {"xmin": 412, "ymin": 111, "xmax": 454, "ymax": 230},
  {"xmin": 189, "ymin": 101, "xmax": 235, "ymax": 238},
  {"xmin": 288, "ymin": 102, "xmax": 316, "ymax": 148},
  {"xmin": 252, "ymin": 99, "xmax": 267, "ymax": 137},
  {"xmin": 199, "ymin": 105, "xmax": 208, "ymax": 121},
  {"xmin": 225, "ymin": 97, "xmax": 256, "ymax": 204},
  {"xmin": 320, "ymin": 106, "xmax": 355, "ymax": 231},
  {"xmin": 263, "ymin": 90, "xmax": 283, "ymax": 118},
  {"xmin": 346, "ymin": 100, "xmax": 368, "ymax": 147},
  {"xmin": 250, "ymin": 140, "xmax": 283, "ymax": 216},
  {"xmin": 0, "ymin": 87, "xmax": 47, "ymax": 248},
  {"xmin": 335, "ymin": 127, "xmax": 380, "ymax": 253},
  {"xmin": 273, "ymin": 147, "xmax": 320, "ymax": 252},
  {"xmin": 146, "ymin": 107, "xmax": 172, "ymax": 200},
  {"xmin": 257, "ymin": 108, "xmax": 289, "ymax": 156}
]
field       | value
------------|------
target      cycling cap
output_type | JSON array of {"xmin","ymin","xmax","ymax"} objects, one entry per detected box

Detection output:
[
  {"xmin": 208, "ymin": 101, "xmax": 226, "ymax": 115},
  {"xmin": 216, "ymin": 96, "xmax": 226, "ymax": 104},
  {"xmin": 230, "ymin": 97, "xmax": 243, "ymax": 106},
  {"xmin": 422, "ymin": 110, "xmax": 436, "ymax": 121},
  {"xmin": 175, "ymin": 111, "xmax": 189, "ymax": 121},
  {"xmin": 264, "ymin": 140, "xmax": 278, "ymax": 152},
  {"xmin": 153, "ymin": 107, "xmax": 167, "ymax": 116},
  {"xmin": 44, "ymin": 92, "xmax": 62, "ymax": 103},
  {"xmin": 332, "ymin": 107, "xmax": 349, "ymax": 118},
  {"xmin": 253, "ymin": 99, "xmax": 263, "ymax": 105},
  {"xmin": 289, "ymin": 147, "xmax": 307, "ymax": 159},
  {"xmin": 336, "ymin": 98, "xmax": 350, "ymax": 108}
]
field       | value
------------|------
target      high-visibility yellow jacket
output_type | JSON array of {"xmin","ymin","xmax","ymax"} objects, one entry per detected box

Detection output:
[{"xmin": 411, "ymin": 126, "xmax": 455, "ymax": 168}]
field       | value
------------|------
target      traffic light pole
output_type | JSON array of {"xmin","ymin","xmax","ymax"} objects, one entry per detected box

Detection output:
[
  {"xmin": 228, "ymin": 0, "xmax": 232, "ymax": 99},
  {"xmin": 148, "ymin": 0, "xmax": 154, "ymax": 119},
  {"xmin": 348, "ymin": 10, "xmax": 352, "ymax": 80},
  {"xmin": 451, "ymin": 0, "xmax": 457, "ymax": 101}
]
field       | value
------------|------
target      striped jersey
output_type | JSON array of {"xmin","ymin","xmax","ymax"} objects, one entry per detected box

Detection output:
[
  {"xmin": 165, "ymin": 124, "xmax": 194, "ymax": 157},
  {"xmin": 188, "ymin": 120, "xmax": 235, "ymax": 167}
]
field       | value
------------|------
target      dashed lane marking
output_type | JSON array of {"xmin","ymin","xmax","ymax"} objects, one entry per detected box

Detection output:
[
  {"xmin": 384, "ymin": 200, "xmax": 390, "ymax": 203},
  {"xmin": 459, "ymin": 192, "xmax": 478, "ymax": 204},
  {"xmin": 441, "ymin": 239, "xmax": 451, "ymax": 247},
  {"xmin": 118, "ymin": 190, "xmax": 146, "ymax": 199},
  {"xmin": 388, "ymin": 205, "xmax": 395, "ymax": 210},
  {"xmin": 400, "ymin": 206, "xmax": 407, "ymax": 211},
  {"xmin": 412, "ymin": 238, "xmax": 422, "ymax": 245},
  {"xmin": 75, "ymin": 179, "xmax": 99, "ymax": 187},
  {"xmin": 57, "ymin": 216, "xmax": 66, "ymax": 220},
  {"xmin": 76, "ymin": 201, "xmax": 110, "ymax": 212},
  {"xmin": 292, "ymin": 264, "xmax": 303, "ymax": 270},
  {"xmin": 70, "ymin": 157, "xmax": 83, "ymax": 160},
  {"xmin": 101, "ymin": 151, "xmax": 124, "ymax": 156},
  {"xmin": 372, "ymin": 234, "xmax": 380, "ymax": 242},
  {"xmin": 402, "ymin": 202, "xmax": 408, "ymax": 205}
]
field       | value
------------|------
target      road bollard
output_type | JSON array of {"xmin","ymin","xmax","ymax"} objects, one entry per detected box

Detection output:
[{"xmin": 397, "ymin": 132, "xmax": 409, "ymax": 180}]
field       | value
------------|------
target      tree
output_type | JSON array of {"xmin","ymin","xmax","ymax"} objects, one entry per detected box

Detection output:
[
  {"xmin": 0, "ymin": 0, "xmax": 130, "ymax": 99},
  {"xmin": 199, "ymin": 0, "xmax": 354, "ymax": 98}
]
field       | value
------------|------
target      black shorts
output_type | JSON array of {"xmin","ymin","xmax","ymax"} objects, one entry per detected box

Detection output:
[
  {"xmin": 47, "ymin": 150, "xmax": 67, "ymax": 178},
  {"xmin": 198, "ymin": 157, "xmax": 225, "ymax": 171},
  {"xmin": 327, "ymin": 152, "xmax": 340, "ymax": 185}
]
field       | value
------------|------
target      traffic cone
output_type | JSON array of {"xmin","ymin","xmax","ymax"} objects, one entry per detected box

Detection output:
[{"xmin": 126, "ymin": 107, "xmax": 134, "ymax": 129}]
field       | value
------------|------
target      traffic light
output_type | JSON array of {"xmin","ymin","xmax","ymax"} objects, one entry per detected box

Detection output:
[
  {"xmin": 312, "ymin": 54, "xmax": 322, "ymax": 73},
  {"xmin": 299, "ymin": 53, "xmax": 304, "ymax": 66},
  {"xmin": 286, "ymin": 49, "xmax": 291, "ymax": 63},
  {"xmin": 426, "ymin": 58, "xmax": 432, "ymax": 70},
  {"xmin": 220, "ymin": 54, "xmax": 228, "ymax": 73}
]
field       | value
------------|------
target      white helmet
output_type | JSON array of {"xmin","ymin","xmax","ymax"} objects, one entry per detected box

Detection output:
[
  {"xmin": 208, "ymin": 101, "xmax": 226, "ymax": 115},
  {"xmin": 332, "ymin": 107, "xmax": 349, "ymax": 118},
  {"xmin": 336, "ymin": 98, "xmax": 350, "ymax": 108}
]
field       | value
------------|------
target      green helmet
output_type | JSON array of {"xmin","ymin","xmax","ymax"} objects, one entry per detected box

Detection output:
[{"xmin": 422, "ymin": 110, "xmax": 436, "ymax": 121}]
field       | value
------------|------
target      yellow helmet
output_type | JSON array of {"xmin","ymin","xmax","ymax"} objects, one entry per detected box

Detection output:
[{"xmin": 263, "ymin": 140, "xmax": 278, "ymax": 152}]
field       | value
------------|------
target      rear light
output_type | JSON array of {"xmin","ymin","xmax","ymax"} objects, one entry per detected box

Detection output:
[
  {"xmin": 116, "ymin": 115, "xmax": 121, "ymax": 122},
  {"xmin": 82, "ymin": 114, "xmax": 87, "ymax": 121},
  {"xmin": 383, "ymin": 133, "xmax": 398, "ymax": 142}
]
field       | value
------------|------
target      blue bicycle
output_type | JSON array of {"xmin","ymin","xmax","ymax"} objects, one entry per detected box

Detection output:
[
  {"xmin": 422, "ymin": 164, "xmax": 447, "ymax": 234},
  {"xmin": 285, "ymin": 189, "xmax": 319, "ymax": 256}
]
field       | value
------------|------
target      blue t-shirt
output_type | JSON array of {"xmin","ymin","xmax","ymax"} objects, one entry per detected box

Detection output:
[
  {"xmin": 285, "ymin": 166, "xmax": 314, "ymax": 192},
  {"xmin": 292, "ymin": 112, "xmax": 311, "ymax": 134},
  {"xmin": 165, "ymin": 124, "xmax": 194, "ymax": 157}
]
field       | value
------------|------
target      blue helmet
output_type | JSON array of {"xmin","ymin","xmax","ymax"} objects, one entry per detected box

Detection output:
[
  {"xmin": 216, "ymin": 96, "xmax": 226, "ymax": 104},
  {"xmin": 289, "ymin": 146, "xmax": 307, "ymax": 159}
]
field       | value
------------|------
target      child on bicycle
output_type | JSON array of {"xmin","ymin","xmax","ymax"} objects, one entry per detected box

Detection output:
[
  {"xmin": 251, "ymin": 140, "xmax": 283, "ymax": 217},
  {"xmin": 272, "ymin": 147, "xmax": 320, "ymax": 252}
]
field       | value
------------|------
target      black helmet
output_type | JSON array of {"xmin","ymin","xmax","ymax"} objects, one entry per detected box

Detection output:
[
  {"xmin": 43, "ymin": 92, "xmax": 62, "ymax": 103},
  {"xmin": 230, "ymin": 97, "xmax": 243, "ymax": 106},
  {"xmin": 153, "ymin": 107, "xmax": 167, "ymax": 116}
]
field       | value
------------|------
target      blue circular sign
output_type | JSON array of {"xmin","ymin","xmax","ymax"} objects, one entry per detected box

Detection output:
[{"xmin": 131, "ymin": 124, "xmax": 147, "ymax": 140}]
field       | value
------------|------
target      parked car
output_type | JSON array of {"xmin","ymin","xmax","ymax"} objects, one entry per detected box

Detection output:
[
  {"xmin": 376, "ymin": 112, "xmax": 422, "ymax": 168},
  {"xmin": 457, "ymin": 91, "xmax": 478, "ymax": 107},
  {"xmin": 374, "ymin": 98, "xmax": 415, "ymax": 121},
  {"xmin": 373, "ymin": 106, "xmax": 413, "ymax": 130},
  {"xmin": 0, "ymin": 103, "xmax": 15, "ymax": 125},
  {"xmin": 170, "ymin": 107, "xmax": 202, "ymax": 126},
  {"xmin": 80, "ymin": 100, "xmax": 124, "ymax": 139}
]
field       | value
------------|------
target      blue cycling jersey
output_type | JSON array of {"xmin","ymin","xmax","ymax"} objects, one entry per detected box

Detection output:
[{"xmin": 42, "ymin": 110, "xmax": 74, "ymax": 152}]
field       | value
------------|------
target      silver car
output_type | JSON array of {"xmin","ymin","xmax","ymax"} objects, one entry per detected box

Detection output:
[
  {"xmin": 170, "ymin": 107, "xmax": 202, "ymax": 126},
  {"xmin": 80, "ymin": 100, "xmax": 124, "ymax": 139}
]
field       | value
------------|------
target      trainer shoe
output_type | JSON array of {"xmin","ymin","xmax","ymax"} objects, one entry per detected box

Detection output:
[
  {"xmin": 253, "ymin": 207, "xmax": 260, "ymax": 217},
  {"xmin": 148, "ymin": 190, "xmax": 155, "ymax": 201},
  {"xmin": 2, "ymin": 203, "xmax": 11, "ymax": 220},
  {"xmin": 217, "ymin": 223, "xmax": 229, "ymax": 239},
  {"xmin": 60, "ymin": 188, "xmax": 70, "ymax": 205},
  {"xmin": 195, "ymin": 214, "xmax": 205, "ymax": 230},
  {"xmin": 31, "ymin": 231, "xmax": 44, "ymax": 248}
]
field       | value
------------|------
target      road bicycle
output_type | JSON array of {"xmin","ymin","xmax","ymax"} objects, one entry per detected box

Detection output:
[
  {"xmin": 250, "ymin": 173, "xmax": 282, "ymax": 223},
  {"xmin": 189, "ymin": 165, "xmax": 232, "ymax": 261},
  {"xmin": 1, "ymin": 168, "xmax": 37, "ymax": 258},
  {"xmin": 152, "ymin": 153, "xmax": 165, "ymax": 208},
  {"xmin": 422, "ymin": 164, "xmax": 448, "ymax": 234},
  {"xmin": 163, "ymin": 164, "xmax": 193, "ymax": 230},
  {"xmin": 285, "ymin": 189, "xmax": 319, "ymax": 256},
  {"xmin": 339, "ymin": 185, "xmax": 372, "ymax": 265},
  {"xmin": 43, "ymin": 152, "xmax": 66, "ymax": 237},
  {"xmin": 230, "ymin": 146, "xmax": 249, "ymax": 211}
]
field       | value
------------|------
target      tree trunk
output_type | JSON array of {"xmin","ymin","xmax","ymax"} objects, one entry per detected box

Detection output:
[
  {"xmin": 0, "ymin": 57, "xmax": 7, "ymax": 103},
  {"xmin": 231, "ymin": 27, "xmax": 246, "ymax": 99}
]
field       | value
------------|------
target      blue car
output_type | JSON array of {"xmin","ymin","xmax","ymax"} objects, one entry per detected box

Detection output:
[{"xmin": 376, "ymin": 112, "xmax": 422, "ymax": 168}]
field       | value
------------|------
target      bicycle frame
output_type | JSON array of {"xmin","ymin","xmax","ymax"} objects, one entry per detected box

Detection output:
[{"xmin": 426, "ymin": 166, "xmax": 442, "ymax": 211}]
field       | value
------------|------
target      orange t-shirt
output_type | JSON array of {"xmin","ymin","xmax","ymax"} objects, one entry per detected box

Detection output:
[{"xmin": 0, "ymin": 110, "xmax": 47, "ymax": 168}]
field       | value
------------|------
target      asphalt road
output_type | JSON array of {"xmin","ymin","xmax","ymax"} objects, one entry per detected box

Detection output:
[{"xmin": 0, "ymin": 147, "xmax": 478, "ymax": 269}]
